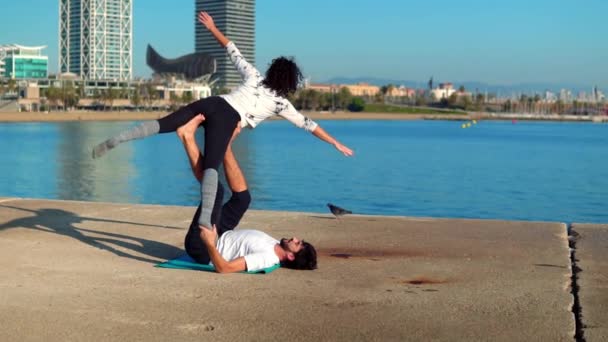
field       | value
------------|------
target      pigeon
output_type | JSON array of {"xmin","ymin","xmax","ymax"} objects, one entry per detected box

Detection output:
[{"xmin": 327, "ymin": 203, "xmax": 352, "ymax": 219}]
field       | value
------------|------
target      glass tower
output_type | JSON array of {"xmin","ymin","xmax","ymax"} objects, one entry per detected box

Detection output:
[
  {"xmin": 195, "ymin": 0, "xmax": 255, "ymax": 90},
  {"xmin": 59, "ymin": 0, "xmax": 132, "ymax": 80}
]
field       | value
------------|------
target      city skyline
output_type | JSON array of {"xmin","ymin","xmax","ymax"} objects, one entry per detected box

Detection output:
[{"xmin": 0, "ymin": 0, "xmax": 606, "ymax": 88}]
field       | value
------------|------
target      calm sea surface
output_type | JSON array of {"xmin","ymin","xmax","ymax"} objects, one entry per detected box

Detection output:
[{"xmin": 0, "ymin": 119, "xmax": 606, "ymax": 223}]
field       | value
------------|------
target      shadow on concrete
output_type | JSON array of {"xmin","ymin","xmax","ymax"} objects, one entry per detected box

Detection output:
[
  {"xmin": 0, "ymin": 204, "xmax": 184, "ymax": 264},
  {"xmin": 309, "ymin": 216, "xmax": 336, "ymax": 220}
]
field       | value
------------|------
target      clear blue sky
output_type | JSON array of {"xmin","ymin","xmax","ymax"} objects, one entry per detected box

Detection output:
[{"xmin": 1, "ymin": 0, "xmax": 606, "ymax": 87}]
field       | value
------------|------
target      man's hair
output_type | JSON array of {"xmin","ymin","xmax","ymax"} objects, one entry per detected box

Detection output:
[
  {"xmin": 281, "ymin": 241, "xmax": 317, "ymax": 270},
  {"xmin": 262, "ymin": 56, "xmax": 303, "ymax": 98}
]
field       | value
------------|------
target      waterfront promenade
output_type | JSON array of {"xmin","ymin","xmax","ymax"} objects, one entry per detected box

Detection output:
[{"xmin": 1, "ymin": 197, "xmax": 606, "ymax": 341}]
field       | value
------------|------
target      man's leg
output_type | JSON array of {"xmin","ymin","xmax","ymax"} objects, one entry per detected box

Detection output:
[
  {"xmin": 214, "ymin": 120, "xmax": 249, "ymax": 236},
  {"xmin": 217, "ymin": 190, "xmax": 251, "ymax": 237},
  {"xmin": 197, "ymin": 108, "xmax": 240, "ymax": 229},
  {"xmin": 184, "ymin": 182, "xmax": 225, "ymax": 264}
]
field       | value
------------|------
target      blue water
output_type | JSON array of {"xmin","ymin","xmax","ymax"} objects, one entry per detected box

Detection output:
[{"xmin": 0, "ymin": 120, "xmax": 606, "ymax": 223}]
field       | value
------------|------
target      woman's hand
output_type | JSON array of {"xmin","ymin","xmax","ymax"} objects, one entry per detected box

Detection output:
[
  {"xmin": 334, "ymin": 142, "xmax": 354, "ymax": 157},
  {"xmin": 198, "ymin": 11, "xmax": 216, "ymax": 31},
  {"xmin": 311, "ymin": 126, "xmax": 354, "ymax": 157}
]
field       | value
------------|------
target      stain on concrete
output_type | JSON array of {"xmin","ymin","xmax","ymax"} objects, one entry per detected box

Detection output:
[
  {"xmin": 319, "ymin": 247, "xmax": 425, "ymax": 259},
  {"xmin": 401, "ymin": 277, "xmax": 449, "ymax": 285}
]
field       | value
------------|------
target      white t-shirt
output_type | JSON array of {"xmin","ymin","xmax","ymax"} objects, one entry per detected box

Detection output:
[
  {"xmin": 220, "ymin": 41, "xmax": 319, "ymax": 132},
  {"xmin": 214, "ymin": 229, "xmax": 280, "ymax": 272}
]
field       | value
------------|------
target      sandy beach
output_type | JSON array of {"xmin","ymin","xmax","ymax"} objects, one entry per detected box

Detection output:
[{"xmin": 1, "ymin": 110, "xmax": 606, "ymax": 123}]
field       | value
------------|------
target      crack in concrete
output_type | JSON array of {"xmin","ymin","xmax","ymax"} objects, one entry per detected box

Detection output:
[{"xmin": 568, "ymin": 224, "xmax": 586, "ymax": 342}]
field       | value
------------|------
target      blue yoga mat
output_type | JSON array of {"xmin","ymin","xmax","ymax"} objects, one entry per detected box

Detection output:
[{"xmin": 156, "ymin": 254, "xmax": 280, "ymax": 274}]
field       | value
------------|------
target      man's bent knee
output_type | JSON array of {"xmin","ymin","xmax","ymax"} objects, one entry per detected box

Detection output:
[{"xmin": 232, "ymin": 190, "xmax": 251, "ymax": 209}]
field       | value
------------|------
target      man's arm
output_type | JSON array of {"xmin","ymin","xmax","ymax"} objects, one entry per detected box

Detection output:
[
  {"xmin": 223, "ymin": 126, "xmax": 248, "ymax": 192},
  {"xmin": 201, "ymin": 226, "xmax": 247, "ymax": 273},
  {"xmin": 177, "ymin": 114, "xmax": 205, "ymax": 182}
]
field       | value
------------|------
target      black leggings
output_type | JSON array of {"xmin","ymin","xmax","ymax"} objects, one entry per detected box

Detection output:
[
  {"xmin": 158, "ymin": 96, "xmax": 240, "ymax": 170},
  {"xmin": 158, "ymin": 96, "xmax": 241, "ymax": 227},
  {"xmin": 185, "ymin": 188, "xmax": 252, "ymax": 264}
]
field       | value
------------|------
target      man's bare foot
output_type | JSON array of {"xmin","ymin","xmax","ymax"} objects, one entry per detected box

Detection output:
[{"xmin": 177, "ymin": 114, "xmax": 205, "ymax": 139}]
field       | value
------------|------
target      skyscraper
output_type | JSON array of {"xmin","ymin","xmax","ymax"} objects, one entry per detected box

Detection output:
[
  {"xmin": 195, "ymin": 0, "xmax": 255, "ymax": 90},
  {"xmin": 59, "ymin": 0, "xmax": 132, "ymax": 80}
]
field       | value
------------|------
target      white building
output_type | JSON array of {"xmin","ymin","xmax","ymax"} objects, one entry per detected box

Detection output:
[
  {"xmin": 559, "ymin": 89, "xmax": 572, "ymax": 103},
  {"xmin": 0, "ymin": 44, "xmax": 48, "ymax": 79},
  {"xmin": 430, "ymin": 82, "xmax": 456, "ymax": 100},
  {"xmin": 157, "ymin": 80, "xmax": 212, "ymax": 101},
  {"xmin": 59, "ymin": 0, "xmax": 133, "ymax": 80}
]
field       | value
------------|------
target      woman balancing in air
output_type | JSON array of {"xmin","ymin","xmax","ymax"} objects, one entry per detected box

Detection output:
[{"xmin": 92, "ymin": 11, "xmax": 354, "ymax": 231}]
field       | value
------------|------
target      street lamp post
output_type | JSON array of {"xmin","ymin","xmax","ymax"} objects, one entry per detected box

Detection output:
[{"xmin": 331, "ymin": 86, "xmax": 336, "ymax": 113}]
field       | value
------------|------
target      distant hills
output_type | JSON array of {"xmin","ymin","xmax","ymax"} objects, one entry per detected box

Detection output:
[{"xmin": 324, "ymin": 77, "xmax": 596, "ymax": 96}]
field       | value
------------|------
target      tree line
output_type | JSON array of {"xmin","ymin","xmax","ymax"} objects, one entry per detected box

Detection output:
[{"xmin": 1, "ymin": 79, "xmax": 605, "ymax": 115}]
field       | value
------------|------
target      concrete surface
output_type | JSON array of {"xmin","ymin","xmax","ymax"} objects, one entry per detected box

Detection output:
[
  {"xmin": 571, "ymin": 223, "xmax": 608, "ymax": 341},
  {"xmin": 0, "ymin": 198, "xmax": 575, "ymax": 341}
]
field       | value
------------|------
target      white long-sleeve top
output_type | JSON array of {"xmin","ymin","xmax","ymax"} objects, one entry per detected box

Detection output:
[
  {"xmin": 214, "ymin": 229, "xmax": 280, "ymax": 272},
  {"xmin": 219, "ymin": 41, "xmax": 318, "ymax": 132}
]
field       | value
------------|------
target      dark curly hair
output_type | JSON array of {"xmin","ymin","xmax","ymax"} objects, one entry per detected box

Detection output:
[
  {"xmin": 262, "ymin": 56, "xmax": 303, "ymax": 98},
  {"xmin": 281, "ymin": 241, "xmax": 317, "ymax": 270}
]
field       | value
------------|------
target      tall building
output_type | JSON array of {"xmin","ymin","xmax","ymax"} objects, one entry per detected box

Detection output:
[
  {"xmin": 195, "ymin": 0, "xmax": 255, "ymax": 90},
  {"xmin": 59, "ymin": 0, "xmax": 132, "ymax": 80},
  {"xmin": 0, "ymin": 45, "xmax": 48, "ymax": 79}
]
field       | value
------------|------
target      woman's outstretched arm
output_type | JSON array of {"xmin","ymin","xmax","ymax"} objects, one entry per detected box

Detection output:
[
  {"xmin": 312, "ymin": 126, "xmax": 354, "ymax": 157},
  {"xmin": 198, "ymin": 11, "xmax": 229, "ymax": 47},
  {"xmin": 278, "ymin": 101, "xmax": 354, "ymax": 157}
]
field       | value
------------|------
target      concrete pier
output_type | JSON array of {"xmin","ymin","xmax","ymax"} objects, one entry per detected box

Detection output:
[{"xmin": 0, "ymin": 197, "xmax": 602, "ymax": 341}]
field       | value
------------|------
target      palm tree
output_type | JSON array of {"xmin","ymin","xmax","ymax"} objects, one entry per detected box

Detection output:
[
  {"xmin": 91, "ymin": 89, "xmax": 103, "ymax": 109},
  {"xmin": 381, "ymin": 84, "xmax": 395, "ymax": 104},
  {"xmin": 62, "ymin": 82, "xmax": 78, "ymax": 110},
  {"xmin": 475, "ymin": 93, "xmax": 484, "ymax": 111},
  {"xmin": 7, "ymin": 79, "xmax": 17, "ymax": 94},
  {"xmin": 337, "ymin": 87, "xmax": 352, "ymax": 110},
  {"xmin": 144, "ymin": 83, "xmax": 158, "ymax": 110},
  {"xmin": 181, "ymin": 91, "xmax": 193, "ymax": 105},
  {"xmin": 103, "ymin": 84, "xmax": 118, "ymax": 111},
  {"xmin": 45, "ymin": 85, "xmax": 61, "ymax": 111},
  {"xmin": 131, "ymin": 85, "xmax": 142, "ymax": 110},
  {"xmin": 169, "ymin": 92, "xmax": 181, "ymax": 111},
  {"xmin": 415, "ymin": 92, "xmax": 428, "ymax": 106},
  {"xmin": 78, "ymin": 82, "xmax": 86, "ymax": 98},
  {"xmin": 318, "ymin": 92, "xmax": 329, "ymax": 110},
  {"xmin": 447, "ymin": 93, "xmax": 458, "ymax": 108},
  {"xmin": 309, "ymin": 89, "xmax": 321, "ymax": 111}
]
